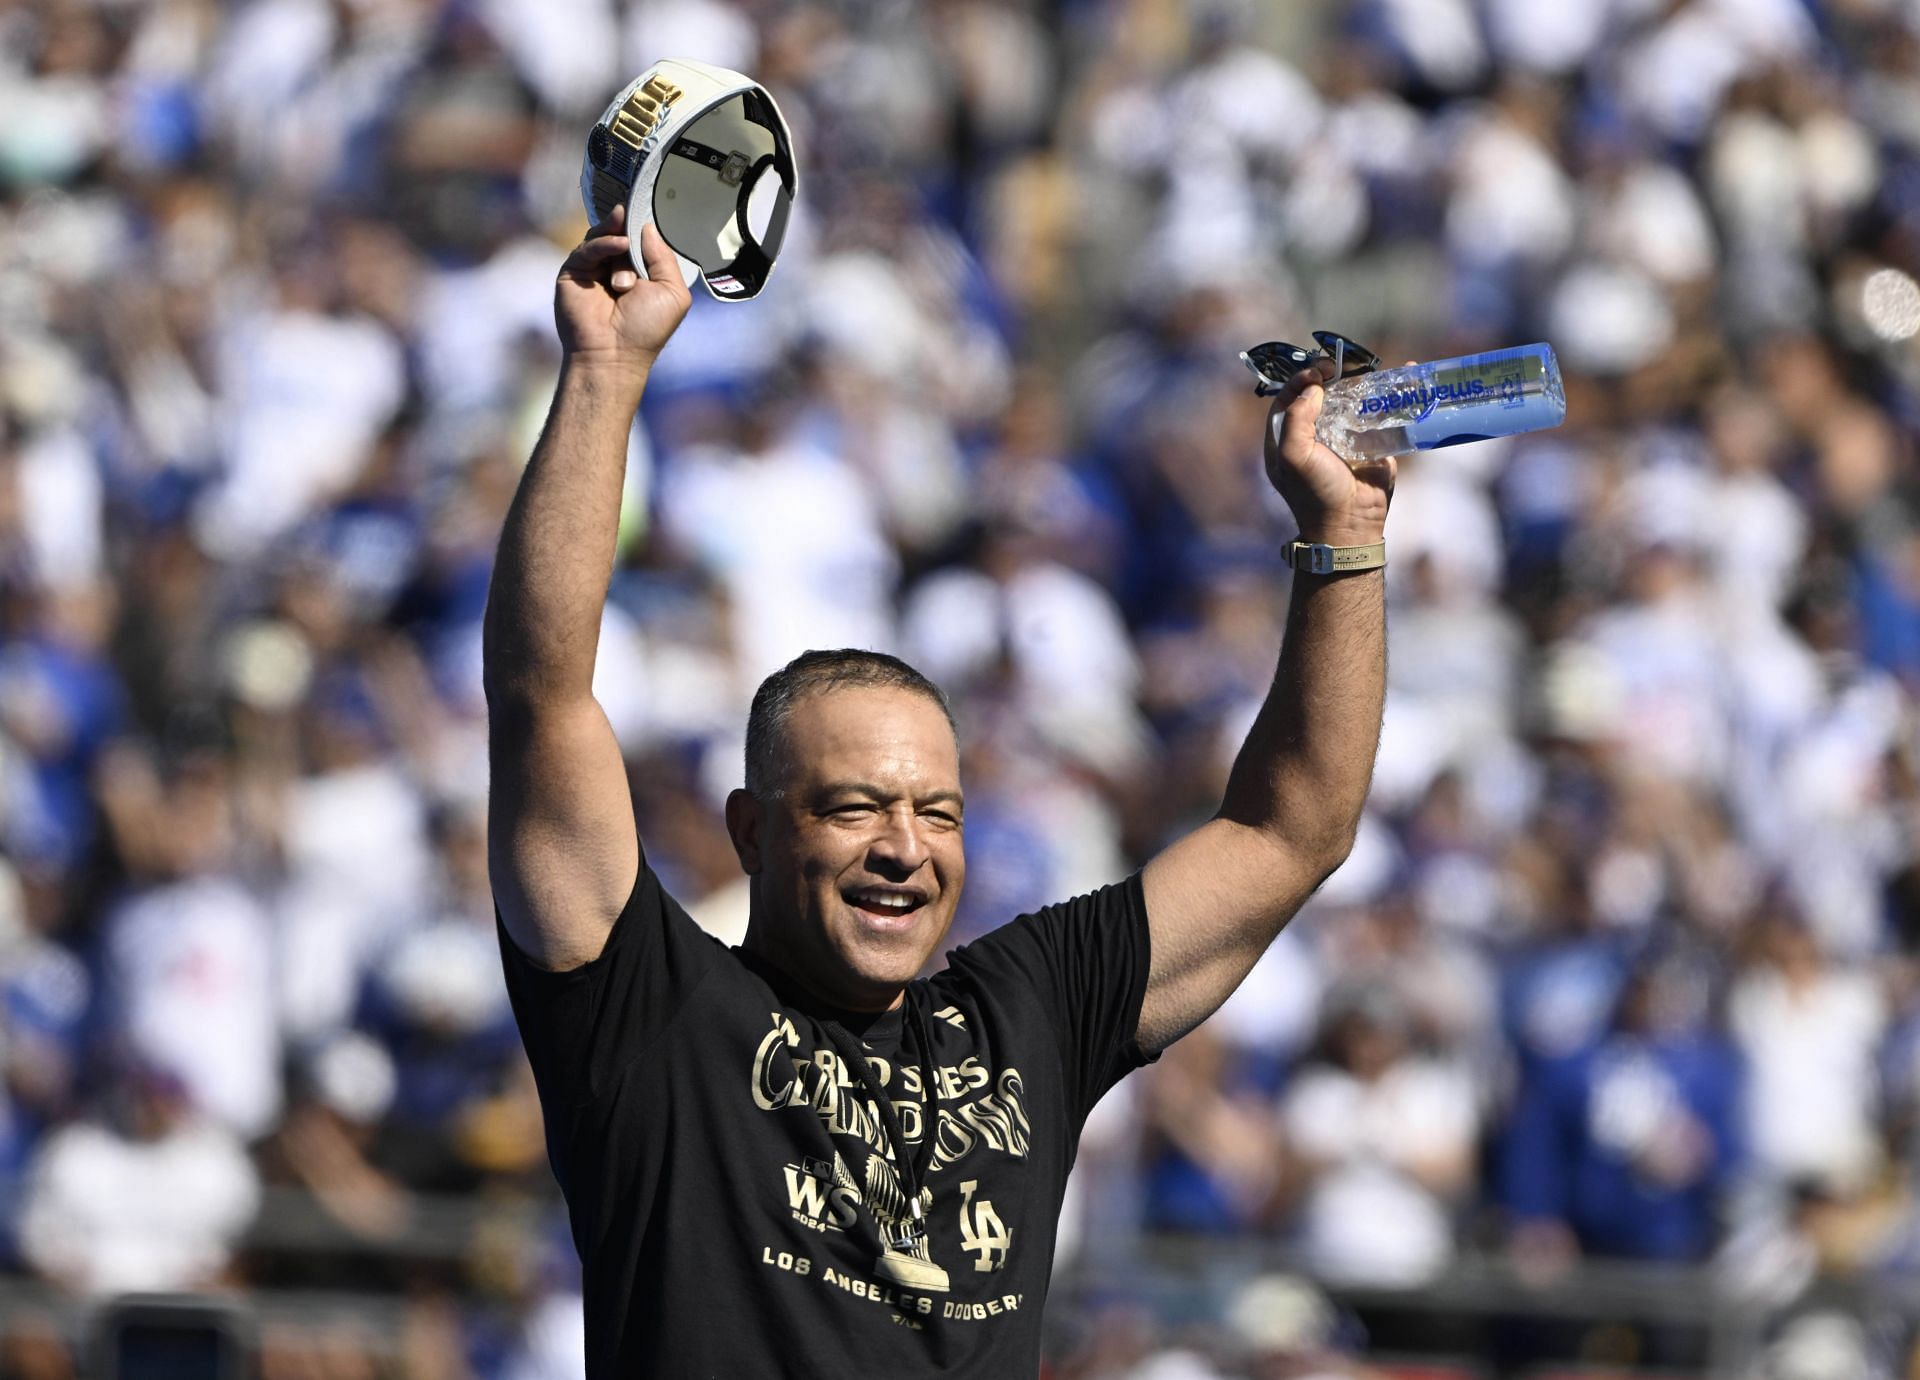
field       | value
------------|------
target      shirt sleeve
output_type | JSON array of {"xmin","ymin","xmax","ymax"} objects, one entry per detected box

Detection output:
[
  {"xmin": 945, "ymin": 873, "xmax": 1158, "ymax": 1127},
  {"xmin": 496, "ymin": 857, "xmax": 725, "ymax": 1137}
]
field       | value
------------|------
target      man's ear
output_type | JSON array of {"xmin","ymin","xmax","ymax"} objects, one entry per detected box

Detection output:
[{"xmin": 724, "ymin": 788, "xmax": 763, "ymax": 875}]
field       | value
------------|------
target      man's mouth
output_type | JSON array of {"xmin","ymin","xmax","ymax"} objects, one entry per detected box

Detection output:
[{"xmin": 843, "ymin": 885, "xmax": 930, "ymax": 921}]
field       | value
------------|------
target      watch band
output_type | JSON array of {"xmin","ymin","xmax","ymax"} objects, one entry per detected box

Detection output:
[{"xmin": 1283, "ymin": 540, "xmax": 1386, "ymax": 575}]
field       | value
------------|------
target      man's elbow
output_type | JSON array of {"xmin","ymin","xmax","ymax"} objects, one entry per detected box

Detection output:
[
  {"xmin": 1274, "ymin": 817, "xmax": 1362, "ymax": 905},
  {"xmin": 481, "ymin": 613, "xmax": 595, "ymax": 716},
  {"xmin": 481, "ymin": 623, "xmax": 569, "ymax": 717},
  {"xmin": 481, "ymin": 658, "xmax": 539, "ymax": 727},
  {"xmin": 1217, "ymin": 816, "xmax": 1360, "ymax": 923},
  {"xmin": 481, "ymin": 656, "xmax": 578, "ymax": 741},
  {"xmin": 1212, "ymin": 799, "xmax": 1358, "ymax": 872},
  {"xmin": 483, "ymin": 679, "xmax": 592, "ymax": 751},
  {"xmin": 1319, "ymin": 815, "xmax": 1364, "ymax": 876}
]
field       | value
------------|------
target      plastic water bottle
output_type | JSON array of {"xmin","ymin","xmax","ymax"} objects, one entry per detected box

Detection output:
[{"xmin": 1315, "ymin": 343, "xmax": 1566, "ymax": 462}]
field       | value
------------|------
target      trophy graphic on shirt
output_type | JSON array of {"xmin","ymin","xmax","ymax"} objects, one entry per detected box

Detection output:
[{"xmin": 864, "ymin": 1154, "xmax": 950, "ymax": 1292}]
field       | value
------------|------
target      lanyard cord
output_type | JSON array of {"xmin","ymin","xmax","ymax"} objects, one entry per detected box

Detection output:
[{"xmin": 822, "ymin": 995, "xmax": 940, "ymax": 1244}]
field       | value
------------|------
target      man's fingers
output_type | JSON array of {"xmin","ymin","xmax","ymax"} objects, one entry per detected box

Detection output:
[
  {"xmin": 1276, "ymin": 378, "xmax": 1327, "ymax": 465},
  {"xmin": 557, "ymin": 217, "xmax": 688, "ymax": 308},
  {"xmin": 584, "ymin": 203, "xmax": 627, "ymax": 243},
  {"xmin": 1265, "ymin": 356, "xmax": 1336, "ymax": 410},
  {"xmin": 563, "ymin": 235, "xmax": 633, "ymax": 275},
  {"xmin": 637, "ymin": 223, "xmax": 684, "ymax": 289},
  {"xmin": 1266, "ymin": 358, "xmax": 1333, "ymax": 462}
]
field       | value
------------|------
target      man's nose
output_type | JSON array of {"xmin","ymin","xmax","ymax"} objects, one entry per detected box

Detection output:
[{"xmin": 867, "ymin": 807, "xmax": 929, "ymax": 876}]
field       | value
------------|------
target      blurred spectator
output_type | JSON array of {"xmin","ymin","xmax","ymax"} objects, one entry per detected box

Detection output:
[
  {"xmin": 1139, "ymin": 1023, "xmax": 1280, "ymax": 1237},
  {"xmin": 1731, "ymin": 905, "xmax": 1889, "ymax": 1192},
  {"xmin": 18, "ymin": 1062, "xmax": 259, "ymax": 1296},
  {"xmin": 0, "ymin": 861, "xmax": 86, "ymax": 1250},
  {"xmin": 1501, "ymin": 954, "xmax": 1742, "ymax": 1264},
  {"xmin": 656, "ymin": 378, "xmax": 897, "ymax": 677},
  {"xmin": 258, "ymin": 1033, "xmax": 412, "ymax": 1248},
  {"xmin": 0, "ymin": 585, "xmax": 122, "ymax": 871},
  {"xmin": 96, "ymin": 742, "xmax": 281, "ymax": 1140},
  {"xmin": 357, "ymin": 804, "xmax": 522, "ymax": 1189},
  {"xmin": 1277, "ymin": 988, "xmax": 1478, "ymax": 1285}
]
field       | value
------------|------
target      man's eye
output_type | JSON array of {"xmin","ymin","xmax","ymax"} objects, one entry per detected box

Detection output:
[
  {"xmin": 921, "ymin": 811, "xmax": 960, "ymax": 828},
  {"xmin": 831, "ymin": 804, "xmax": 878, "ymax": 816}
]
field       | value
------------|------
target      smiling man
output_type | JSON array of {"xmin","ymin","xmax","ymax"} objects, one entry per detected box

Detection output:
[
  {"xmin": 727, "ymin": 670, "xmax": 968, "ymax": 1015},
  {"xmin": 483, "ymin": 209, "xmax": 1392, "ymax": 1376}
]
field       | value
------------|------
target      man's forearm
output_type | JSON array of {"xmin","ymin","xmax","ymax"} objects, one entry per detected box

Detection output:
[
  {"xmin": 1218, "ymin": 566, "xmax": 1386, "ymax": 871},
  {"xmin": 483, "ymin": 362, "xmax": 646, "ymax": 705}
]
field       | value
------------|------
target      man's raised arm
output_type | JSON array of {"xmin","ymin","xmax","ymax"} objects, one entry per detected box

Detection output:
[
  {"xmin": 484, "ymin": 210, "xmax": 690, "ymax": 971},
  {"xmin": 1138, "ymin": 359, "xmax": 1392, "ymax": 1051}
]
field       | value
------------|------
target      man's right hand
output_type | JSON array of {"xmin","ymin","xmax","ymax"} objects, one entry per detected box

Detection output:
[{"xmin": 556, "ymin": 205, "xmax": 692, "ymax": 383}]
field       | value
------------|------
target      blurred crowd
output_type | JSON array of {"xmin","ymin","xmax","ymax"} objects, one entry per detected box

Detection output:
[{"xmin": 1, "ymin": 0, "xmax": 1919, "ymax": 1374}]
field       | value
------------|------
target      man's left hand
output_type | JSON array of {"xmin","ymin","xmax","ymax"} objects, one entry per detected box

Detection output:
[{"xmin": 1264, "ymin": 358, "xmax": 1396, "ymax": 547}]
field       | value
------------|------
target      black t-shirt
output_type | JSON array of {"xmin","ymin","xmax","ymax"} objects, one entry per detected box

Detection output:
[{"xmin": 498, "ymin": 860, "xmax": 1155, "ymax": 1377}]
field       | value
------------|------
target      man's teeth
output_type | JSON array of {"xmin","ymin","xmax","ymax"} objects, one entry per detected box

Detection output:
[{"xmin": 853, "ymin": 892, "xmax": 918, "ymax": 912}]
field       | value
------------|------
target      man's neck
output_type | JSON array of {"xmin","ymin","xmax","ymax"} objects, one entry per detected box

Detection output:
[{"xmin": 738, "ymin": 923, "xmax": 906, "ymax": 1019}]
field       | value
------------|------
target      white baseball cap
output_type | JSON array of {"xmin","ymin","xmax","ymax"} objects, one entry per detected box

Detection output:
[{"xmin": 580, "ymin": 59, "xmax": 797, "ymax": 302}]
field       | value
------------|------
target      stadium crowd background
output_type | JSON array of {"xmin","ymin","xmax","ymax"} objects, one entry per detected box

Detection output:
[{"xmin": 1, "ymin": 0, "xmax": 1919, "ymax": 1374}]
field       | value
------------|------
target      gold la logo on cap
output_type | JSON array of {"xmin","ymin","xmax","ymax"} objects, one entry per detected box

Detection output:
[
  {"xmin": 608, "ymin": 75, "xmax": 684, "ymax": 151},
  {"xmin": 586, "ymin": 76, "xmax": 685, "ymax": 221}
]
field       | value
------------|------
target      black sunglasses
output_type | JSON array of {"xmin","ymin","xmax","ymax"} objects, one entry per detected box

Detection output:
[{"xmin": 1239, "ymin": 330, "xmax": 1382, "ymax": 396}]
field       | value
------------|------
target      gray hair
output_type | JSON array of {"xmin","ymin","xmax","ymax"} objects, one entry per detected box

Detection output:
[{"xmin": 744, "ymin": 649, "xmax": 955, "ymax": 797}]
